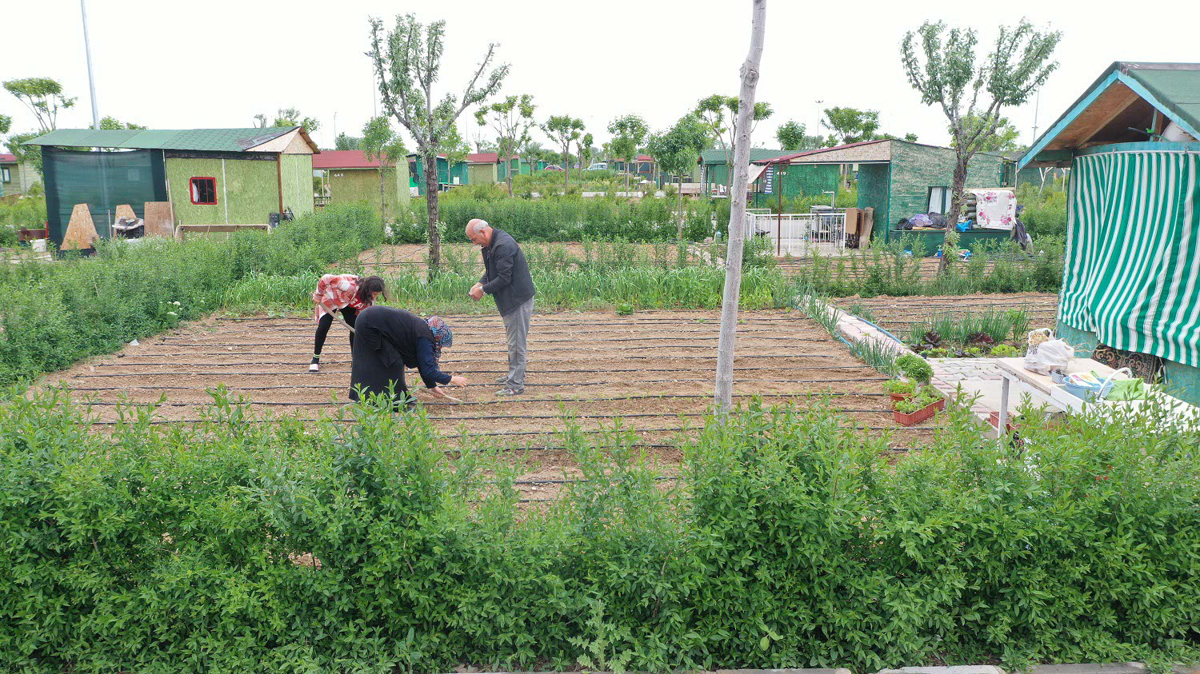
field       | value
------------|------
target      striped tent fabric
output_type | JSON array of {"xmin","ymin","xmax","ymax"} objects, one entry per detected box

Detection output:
[{"xmin": 1060, "ymin": 150, "xmax": 1200, "ymax": 367}]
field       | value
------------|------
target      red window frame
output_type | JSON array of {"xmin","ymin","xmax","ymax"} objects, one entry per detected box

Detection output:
[{"xmin": 189, "ymin": 177, "xmax": 218, "ymax": 205}]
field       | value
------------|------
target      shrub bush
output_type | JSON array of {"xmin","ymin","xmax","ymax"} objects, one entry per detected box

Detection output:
[{"xmin": 0, "ymin": 394, "xmax": 1196, "ymax": 671}]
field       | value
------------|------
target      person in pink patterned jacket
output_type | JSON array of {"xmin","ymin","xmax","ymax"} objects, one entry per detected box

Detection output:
[{"xmin": 309, "ymin": 274, "xmax": 386, "ymax": 372}]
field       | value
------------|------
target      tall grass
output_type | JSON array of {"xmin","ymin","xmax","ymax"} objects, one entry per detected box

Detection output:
[{"xmin": 0, "ymin": 204, "xmax": 382, "ymax": 386}]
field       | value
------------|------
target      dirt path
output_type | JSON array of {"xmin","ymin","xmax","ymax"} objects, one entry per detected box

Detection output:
[{"xmin": 44, "ymin": 309, "xmax": 943, "ymax": 500}]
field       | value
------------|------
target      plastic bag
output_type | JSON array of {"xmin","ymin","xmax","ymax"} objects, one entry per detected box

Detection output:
[{"xmin": 1024, "ymin": 336, "xmax": 1073, "ymax": 375}]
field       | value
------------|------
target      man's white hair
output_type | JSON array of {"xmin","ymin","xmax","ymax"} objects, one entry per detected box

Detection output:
[{"xmin": 467, "ymin": 219, "xmax": 490, "ymax": 235}]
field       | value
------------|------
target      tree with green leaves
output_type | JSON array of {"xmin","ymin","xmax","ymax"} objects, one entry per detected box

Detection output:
[
  {"xmin": 544, "ymin": 115, "xmax": 584, "ymax": 190},
  {"xmin": 696, "ymin": 94, "xmax": 773, "ymax": 190},
  {"xmin": 334, "ymin": 133, "xmax": 362, "ymax": 150},
  {"xmin": 950, "ymin": 113, "xmax": 1021, "ymax": 153},
  {"xmin": 475, "ymin": 95, "xmax": 535, "ymax": 197},
  {"xmin": 575, "ymin": 132, "xmax": 594, "ymax": 181},
  {"xmin": 902, "ymin": 18, "xmax": 1061, "ymax": 265},
  {"xmin": 3, "ymin": 78, "xmax": 75, "ymax": 133},
  {"xmin": 361, "ymin": 116, "xmax": 407, "ymax": 223},
  {"xmin": 647, "ymin": 114, "xmax": 709, "ymax": 240},
  {"xmin": 99, "ymin": 116, "xmax": 146, "ymax": 131},
  {"xmin": 0, "ymin": 114, "xmax": 10, "ymax": 136},
  {"xmin": 821, "ymin": 107, "xmax": 880, "ymax": 145},
  {"xmin": 775, "ymin": 119, "xmax": 823, "ymax": 152},
  {"xmin": 255, "ymin": 107, "xmax": 320, "ymax": 133},
  {"xmin": 607, "ymin": 114, "xmax": 648, "ymax": 193},
  {"xmin": 369, "ymin": 13, "xmax": 508, "ymax": 274}
]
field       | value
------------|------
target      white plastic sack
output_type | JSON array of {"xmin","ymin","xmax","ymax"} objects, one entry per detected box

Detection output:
[{"xmin": 1024, "ymin": 338, "xmax": 1072, "ymax": 375}]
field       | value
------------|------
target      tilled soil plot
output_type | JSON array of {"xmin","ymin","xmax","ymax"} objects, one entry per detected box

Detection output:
[
  {"xmin": 835, "ymin": 293, "xmax": 1060, "ymax": 337},
  {"xmin": 45, "ymin": 310, "xmax": 943, "ymax": 501}
]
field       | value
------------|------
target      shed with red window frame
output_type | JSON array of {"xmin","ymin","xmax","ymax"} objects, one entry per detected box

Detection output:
[{"xmin": 25, "ymin": 126, "xmax": 320, "ymax": 247}]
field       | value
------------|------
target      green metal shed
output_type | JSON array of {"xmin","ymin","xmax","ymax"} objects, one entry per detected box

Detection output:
[
  {"xmin": 1020, "ymin": 61, "xmax": 1200, "ymax": 404},
  {"xmin": 26, "ymin": 127, "xmax": 317, "ymax": 246},
  {"xmin": 764, "ymin": 139, "xmax": 1011, "ymax": 251}
]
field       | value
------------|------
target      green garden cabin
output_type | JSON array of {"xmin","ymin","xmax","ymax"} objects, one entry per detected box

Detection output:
[
  {"xmin": 0, "ymin": 152, "xmax": 40, "ymax": 197},
  {"xmin": 757, "ymin": 139, "xmax": 1013, "ymax": 254},
  {"xmin": 1019, "ymin": 61, "xmax": 1200, "ymax": 403},
  {"xmin": 313, "ymin": 150, "xmax": 409, "ymax": 215},
  {"xmin": 26, "ymin": 127, "xmax": 318, "ymax": 246}
]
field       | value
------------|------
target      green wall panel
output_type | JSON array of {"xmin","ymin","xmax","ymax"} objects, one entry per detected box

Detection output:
[
  {"xmin": 856, "ymin": 163, "xmax": 890, "ymax": 239},
  {"xmin": 281, "ymin": 154, "xmax": 314, "ymax": 216},
  {"xmin": 469, "ymin": 163, "xmax": 496, "ymax": 184},
  {"xmin": 165, "ymin": 157, "xmax": 278, "ymax": 225},
  {"xmin": 885, "ymin": 144, "xmax": 1008, "ymax": 243},
  {"xmin": 329, "ymin": 167, "xmax": 403, "ymax": 218}
]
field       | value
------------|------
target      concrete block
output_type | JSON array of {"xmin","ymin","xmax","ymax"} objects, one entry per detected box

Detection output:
[
  {"xmin": 717, "ymin": 669, "xmax": 852, "ymax": 674},
  {"xmin": 879, "ymin": 667, "xmax": 1005, "ymax": 674},
  {"xmin": 1025, "ymin": 664, "xmax": 1145, "ymax": 674}
]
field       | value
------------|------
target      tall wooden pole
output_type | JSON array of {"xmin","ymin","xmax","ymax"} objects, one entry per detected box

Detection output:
[{"xmin": 714, "ymin": 0, "xmax": 766, "ymax": 413}]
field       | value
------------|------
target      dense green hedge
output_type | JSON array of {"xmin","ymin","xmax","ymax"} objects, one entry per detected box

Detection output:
[
  {"xmin": 395, "ymin": 195, "xmax": 731, "ymax": 243},
  {"xmin": 0, "ymin": 204, "xmax": 382, "ymax": 386},
  {"xmin": 1, "ymin": 394, "xmax": 1196, "ymax": 671}
]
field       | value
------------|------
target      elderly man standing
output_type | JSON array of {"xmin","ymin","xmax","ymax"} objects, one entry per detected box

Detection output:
[{"xmin": 467, "ymin": 219, "xmax": 536, "ymax": 396}]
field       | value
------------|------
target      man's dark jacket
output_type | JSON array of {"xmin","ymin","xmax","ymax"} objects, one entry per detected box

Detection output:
[{"xmin": 479, "ymin": 228, "xmax": 536, "ymax": 316}]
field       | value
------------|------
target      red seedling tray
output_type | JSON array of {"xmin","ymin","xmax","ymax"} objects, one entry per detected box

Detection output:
[{"xmin": 894, "ymin": 399, "xmax": 942, "ymax": 426}]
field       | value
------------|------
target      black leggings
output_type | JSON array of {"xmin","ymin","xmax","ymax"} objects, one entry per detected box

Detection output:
[{"xmin": 313, "ymin": 307, "xmax": 358, "ymax": 356}]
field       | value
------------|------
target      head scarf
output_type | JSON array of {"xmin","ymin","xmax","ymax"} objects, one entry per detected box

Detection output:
[{"xmin": 427, "ymin": 316, "xmax": 453, "ymax": 360}]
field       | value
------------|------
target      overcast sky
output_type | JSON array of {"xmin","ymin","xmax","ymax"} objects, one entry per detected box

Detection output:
[{"xmin": 5, "ymin": 0, "xmax": 1200, "ymax": 154}]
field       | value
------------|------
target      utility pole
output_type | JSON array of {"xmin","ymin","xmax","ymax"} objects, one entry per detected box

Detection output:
[
  {"xmin": 1031, "ymin": 87, "xmax": 1041, "ymax": 145},
  {"xmin": 715, "ymin": 0, "xmax": 767, "ymax": 414},
  {"xmin": 80, "ymin": 0, "xmax": 100, "ymax": 129}
]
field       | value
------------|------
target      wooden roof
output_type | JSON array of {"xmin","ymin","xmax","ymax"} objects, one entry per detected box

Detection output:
[{"xmin": 1019, "ymin": 62, "xmax": 1200, "ymax": 169}]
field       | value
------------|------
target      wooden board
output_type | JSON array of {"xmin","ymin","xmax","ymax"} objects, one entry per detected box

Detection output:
[
  {"xmin": 143, "ymin": 202, "xmax": 174, "ymax": 238},
  {"xmin": 860, "ymin": 207, "xmax": 875, "ymax": 247},
  {"xmin": 114, "ymin": 204, "xmax": 137, "ymax": 222},
  {"xmin": 175, "ymin": 223, "xmax": 270, "ymax": 241},
  {"xmin": 62, "ymin": 204, "xmax": 99, "ymax": 251},
  {"xmin": 844, "ymin": 207, "xmax": 861, "ymax": 235}
]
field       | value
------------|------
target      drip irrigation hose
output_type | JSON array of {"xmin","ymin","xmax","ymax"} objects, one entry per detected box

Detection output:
[
  {"xmin": 68, "ymin": 364, "xmax": 876, "ymax": 378},
  {"xmin": 66, "ymin": 378, "xmax": 886, "ymax": 391}
]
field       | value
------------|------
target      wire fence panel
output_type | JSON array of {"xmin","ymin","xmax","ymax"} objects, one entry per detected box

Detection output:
[{"xmin": 747, "ymin": 211, "xmax": 846, "ymax": 257}]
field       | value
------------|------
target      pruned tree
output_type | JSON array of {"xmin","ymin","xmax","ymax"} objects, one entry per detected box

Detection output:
[
  {"xmin": 696, "ymin": 94, "xmax": 772, "ymax": 191},
  {"xmin": 576, "ymin": 132, "xmax": 594, "ymax": 181},
  {"xmin": 821, "ymin": 106, "xmax": 880, "ymax": 145},
  {"xmin": 775, "ymin": 120, "xmax": 805, "ymax": 151},
  {"xmin": 369, "ymin": 13, "xmax": 508, "ymax": 274},
  {"xmin": 255, "ymin": 107, "xmax": 321, "ymax": 132},
  {"xmin": 361, "ymin": 116, "xmax": 407, "ymax": 224},
  {"xmin": 3, "ymin": 78, "xmax": 75, "ymax": 133},
  {"xmin": 607, "ymin": 114, "xmax": 648, "ymax": 193},
  {"xmin": 476, "ymin": 94, "xmax": 535, "ymax": 197},
  {"xmin": 902, "ymin": 18, "xmax": 1061, "ymax": 271},
  {"xmin": 647, "ymin": 114, "xmax": 708, "ymax": 240},
  {"xmin": 950, "ymin": 113, "xmax": 1021, "ymax": 153},
  {"xmin": 544, "ymin": 115, "xmax": 584, "ymax": 190},
  {"xmin": 334, "ymin": 133, "xmax": 363, "ymax": 150},
  {"xmin": 99, "ymin": 116, "xmax": 146, "ymax": 130},
  {"xmin": 715, "ymin": 0, "xmax": 766, "ymax": 414}
]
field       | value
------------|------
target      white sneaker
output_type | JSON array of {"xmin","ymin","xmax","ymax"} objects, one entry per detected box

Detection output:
[{"xmin": 309, "ymin": 362, "xmax": 320, "ymax": 372}]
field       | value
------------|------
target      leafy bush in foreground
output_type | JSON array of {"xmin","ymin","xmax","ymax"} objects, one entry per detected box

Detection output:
[{"xmin": 1, "ymin": 392, "xmax": 1196, "ymax": 672}]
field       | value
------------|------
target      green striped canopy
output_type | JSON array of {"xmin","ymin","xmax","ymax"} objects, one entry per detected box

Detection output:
[{"xmin": 1060, "ymin": 150, "xmax": 1200, "ymax": 367}]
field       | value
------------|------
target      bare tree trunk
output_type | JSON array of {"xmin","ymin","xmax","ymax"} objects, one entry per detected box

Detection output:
[
  {"xmin": 380, "ymin": 166, "xmax": 388, "ymax": 225},
  {"xmin": 939, "ymin": 154, "xmax": 969, "ymax": 274},
  {"xmin": 676, "ymin": 174, "xmax": 684, "ymax": 241},
  {"xmin": 564, "ymin": 147, "xmax": 570, "ymax": 192},
  {"xmin": 424, "ymin": 153, "xmax": 441, "ymax": 276},
  {"xmin": 505, "ymin": 153, "xmax": 514, "ymax": 197},
  {"xmin": 715, "ymin": 0, "xmax": 766, "ymax": 414}
]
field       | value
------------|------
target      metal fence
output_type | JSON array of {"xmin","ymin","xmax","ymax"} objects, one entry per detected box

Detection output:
[{"xmin": 746, "ymin": 210, "xmax": 846, "ymax": 257}]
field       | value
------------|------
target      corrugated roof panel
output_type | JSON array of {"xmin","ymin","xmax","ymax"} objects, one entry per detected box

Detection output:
[{"xmin": 24, "ymin": 127, "xmax": 298, "ymax": 152}]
